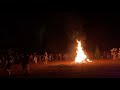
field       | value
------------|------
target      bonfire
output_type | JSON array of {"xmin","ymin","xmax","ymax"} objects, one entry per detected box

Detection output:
[{"xmin": 74, "ymin": 39, "xmax": 92, "ymax": 64}]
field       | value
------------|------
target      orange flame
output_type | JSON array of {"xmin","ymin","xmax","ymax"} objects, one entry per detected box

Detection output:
[{"xmin": 75, "ymin": 39, "xmax": 92, "ymax": 63}]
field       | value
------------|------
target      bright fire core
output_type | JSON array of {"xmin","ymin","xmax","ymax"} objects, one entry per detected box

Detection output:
[{"xmin": 75, "ymin": 39, "xmax": 92, "ymax": 63}]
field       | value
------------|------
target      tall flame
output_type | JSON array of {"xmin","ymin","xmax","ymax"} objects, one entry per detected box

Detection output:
[{"xmin": 75, "ymin": 39, "xmax": 92, "ymax": 63}]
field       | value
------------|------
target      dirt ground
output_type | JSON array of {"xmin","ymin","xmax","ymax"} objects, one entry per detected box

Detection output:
[{"xmin": 1, "ymin": 59, "xmax": 120, "ymax": 78}]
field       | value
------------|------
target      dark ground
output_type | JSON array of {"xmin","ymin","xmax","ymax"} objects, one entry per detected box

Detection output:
[{"xmin": 1, "ymin": 60, "xmax": 120, "ymax": 78}]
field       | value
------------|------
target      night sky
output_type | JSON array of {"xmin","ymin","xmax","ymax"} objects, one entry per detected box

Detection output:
[{"xmin": 0, "ymin": 12, "xmax": 120, "ymax": 52}]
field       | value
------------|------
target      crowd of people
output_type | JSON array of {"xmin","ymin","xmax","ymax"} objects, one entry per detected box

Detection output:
[
  {"xmin": 0, "ymin": 48, "xmax": 29, "ymax": 75},
  {"xmin": 0, "ymin": 48, "xmax": 73, "ymax": 76},
  {"xmin": 0, "ymin": 48, "xmax": 119, "ymax": 76}
]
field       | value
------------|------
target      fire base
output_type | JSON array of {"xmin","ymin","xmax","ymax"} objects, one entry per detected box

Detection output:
[{"xmin": 71, "ymin": 59, "xmax": 92, "ymax": 64}]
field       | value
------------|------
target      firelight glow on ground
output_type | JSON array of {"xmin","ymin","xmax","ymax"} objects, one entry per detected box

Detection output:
[{"xmin": 75, "ymin": 39, "xmax": 92, "ymax": 63}]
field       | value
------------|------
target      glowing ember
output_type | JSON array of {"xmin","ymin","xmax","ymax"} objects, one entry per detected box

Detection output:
[{"xmin": 75, "ymin": 39, "xmax": 92, "ymax": 63}]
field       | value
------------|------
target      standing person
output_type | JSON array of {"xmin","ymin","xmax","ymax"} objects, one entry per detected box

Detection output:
[
  {"xmin": 114, "ymin": 48, "xmax": 118, "ymax": 60},
  {"xmin": 2, "ymin": 56, "xmax": 5, "ymax": 68},
  {"xmin": 44, "ymin": 51, "xmax": 48, "ymax": 64},
  {"xmin": 20, "ymin": 53, "xmax": 24, "ymax": 69},
  {"xmin": 49, "ymin": 54, "xmax": 52, "ymax": 62},
  {"xmin": 29, "ymin": 54, "xmax": 33, "ymax": 63},
  {"xmin": 21, "ymin": 52, "xmax": 30, "ymax": 74},
  {"xmin": 5, "ymin": 53, "xmax": 12, "ymax": 76},
  {"xmin": 111, "ymin": 48, "xmax": 114, "ymax": 59},
  {"xmin": 118, "ymin": 48, "xmax": 120, "ymax": 60},
  {"xmin": 111, "ymin": 48, "xmax": 117, "ymax": 60},
  {"xmin": 33, "ymin": 54, "xmax": 38, "ymax": 64}
]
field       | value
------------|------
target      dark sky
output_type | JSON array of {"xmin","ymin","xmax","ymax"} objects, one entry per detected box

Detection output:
[
  {"xmin": 84, "ymin": 13, "xmax": 120, "ymax": 49},
  {"xmin": 0, "ymin": 12, "xmax": 120, "ymax": 52}
]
